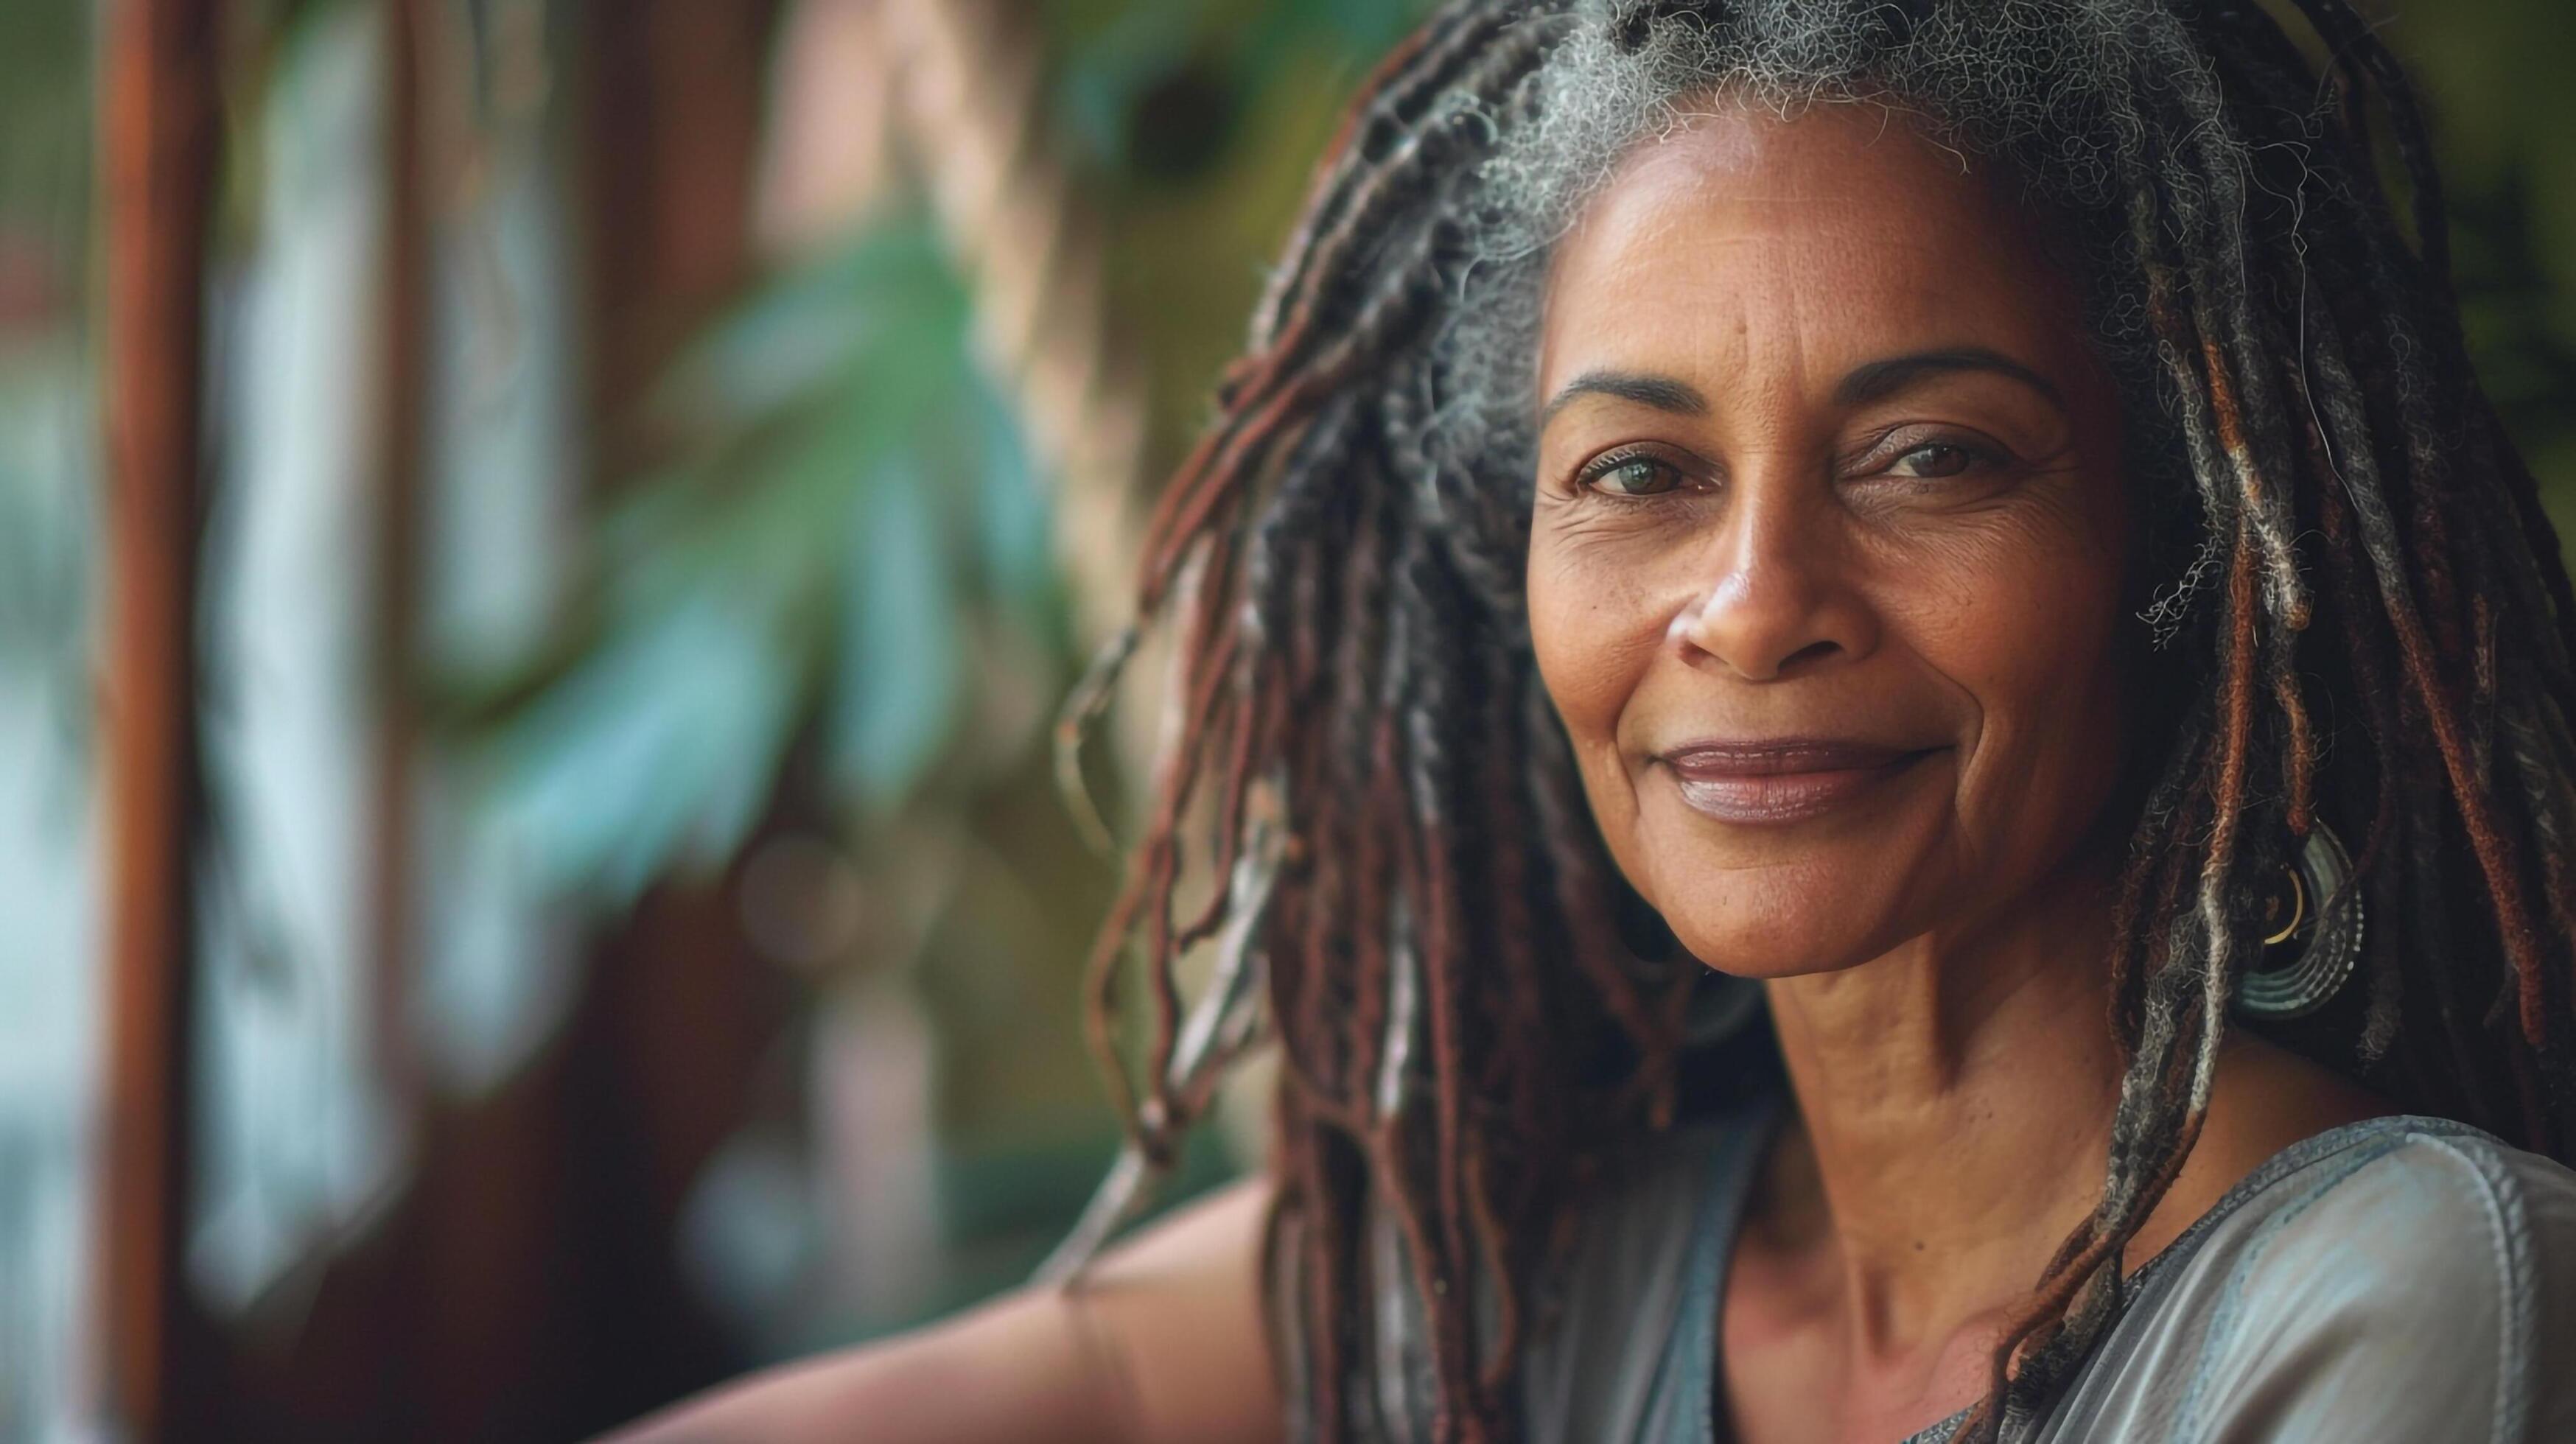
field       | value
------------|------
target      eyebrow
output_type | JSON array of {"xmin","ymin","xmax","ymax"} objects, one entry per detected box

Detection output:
[
  {"xmin": 1537, "ymin": 346, "xmax": 2066, "ymax": 430},
  {"xmin": 1539, "ymin": 371, "xmax": 1710, "ymax": 429},
  {"xmin": 1832, "ymin": 346, "xmax": 2066, "ymax": 411}
]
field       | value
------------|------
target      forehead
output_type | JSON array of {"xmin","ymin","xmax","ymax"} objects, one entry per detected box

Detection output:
[{"xmin": 1538, "ymin": 102, "xmax": 2085, "ymax": 393}]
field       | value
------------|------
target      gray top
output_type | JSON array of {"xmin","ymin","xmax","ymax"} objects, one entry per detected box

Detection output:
[{"xmin": 1513, "ymin": 1092, "xmax": 2576, "ymax": 1443}]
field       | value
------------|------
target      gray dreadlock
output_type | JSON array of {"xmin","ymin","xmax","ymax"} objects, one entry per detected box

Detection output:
[{"xmin": 1060, "ymin": 1, "xmax": 2576, "ymax": 1440}]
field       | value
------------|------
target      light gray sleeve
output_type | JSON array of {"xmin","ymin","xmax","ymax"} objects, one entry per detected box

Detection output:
[{"xmin": 2165, "ymin": 1135, "xmax": 2576, "ymax": 1444}]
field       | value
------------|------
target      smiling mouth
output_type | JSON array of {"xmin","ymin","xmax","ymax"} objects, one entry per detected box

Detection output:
[{"xmin": 1656, "ymin": 738, "xmax": 1944, "ymax": 825}]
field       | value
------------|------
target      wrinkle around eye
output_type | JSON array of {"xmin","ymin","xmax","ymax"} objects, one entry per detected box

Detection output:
[
  {"xmin": 1838, "ymin": 449, "xmax": 2107, "ymax": 557},
  {"xmin": 1536, "ymin": 500, "xmax": 1680, "ymax": 548},
  {"xmin": 1532, "ymin": 487, "xmax": 1726, "ymax": 561}
]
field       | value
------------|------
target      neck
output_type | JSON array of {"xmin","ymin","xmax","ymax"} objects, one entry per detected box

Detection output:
[{"xmin": 1757, "ymin": 852, "xmax": 2124, "ymax": 1359}]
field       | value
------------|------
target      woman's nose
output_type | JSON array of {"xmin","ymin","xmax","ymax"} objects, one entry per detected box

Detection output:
[{"xmin": 1665, "ymin": 492, "xmax": 1879, "ymax": 681}]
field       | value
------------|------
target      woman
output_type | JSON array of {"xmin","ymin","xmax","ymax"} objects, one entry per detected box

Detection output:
[{"xmin": 609, "ymin": 1, "xmax": 2576, "ymax": 1440}]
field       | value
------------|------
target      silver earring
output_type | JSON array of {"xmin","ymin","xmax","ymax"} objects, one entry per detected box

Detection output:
[{"xmin": 2235, "ymin": 821, "xmax": 2364, "ymax": 1020}]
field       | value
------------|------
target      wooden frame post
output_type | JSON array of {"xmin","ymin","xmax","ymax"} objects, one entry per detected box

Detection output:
[{"xmin": 96, "ymin": 0, "xmax": 222, "ymax": 1436}]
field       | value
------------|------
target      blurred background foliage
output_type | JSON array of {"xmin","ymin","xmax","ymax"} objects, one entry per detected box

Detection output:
[
  {"xmin": 433, "ymin": 0, "xmax": 1455, "ymax": 1353},
  {"xmin": 2412, "ymin": 4, "xmax": 2576, "ymax": 539},
  {"xmin": 466, "ymin": 214, "xmax": 1057, "ymax": 902},
  {"xmin": 463, "ymin": 0, "xmax": 1438, "ymax": 901},
  {"xmin": 4, "ymin": 1, "xmax": 2575, "ymax": 1440}
]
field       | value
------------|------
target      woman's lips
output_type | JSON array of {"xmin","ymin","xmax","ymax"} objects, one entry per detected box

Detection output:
[{"xmin": 1656, "ymin": 738, "xmax": 1941, "ymax": 824}]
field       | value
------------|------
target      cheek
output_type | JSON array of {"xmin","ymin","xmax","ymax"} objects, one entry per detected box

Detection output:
[
  {"xmin": 1911, "ymin": 550, "xmax": 2121, "ymax": 686},
  {"xmin": 1889, "ymin": 466, "xmax": 2127, "ymax": 673},
  {"xmin": 1525, "ymin": 535, "xmax": 1670, "ymax": 849},
  {"xmin": 1526, "ymin": 538, "xmax": 1662, "ymax": 746},
  {"xmin": 1895, "ymin": 524, "xmax": 2131, "ymax": 824}
]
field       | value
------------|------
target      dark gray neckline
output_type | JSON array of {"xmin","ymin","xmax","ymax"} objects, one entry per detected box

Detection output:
[{"xmin": 1684, "ymin": 1100, "xmax": 2509, "ymax": 1444}]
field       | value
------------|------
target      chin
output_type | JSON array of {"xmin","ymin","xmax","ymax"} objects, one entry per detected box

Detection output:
[
  {"xmin": 1642, "ymin": 852, "xmax": 1932, "ymax": 982},
  {"xmin": 1617, "ymin": 775, "xmax": 1956, "ymax": 960},
  {"xmin": 1675, "ymin": 924, "xmax": 1909, "ymax": 983}
]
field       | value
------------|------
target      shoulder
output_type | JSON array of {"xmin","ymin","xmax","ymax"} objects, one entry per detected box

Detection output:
[{"xmin": 2075, "ymin": 1118, "xmax": 2576, "ymax": 1444}]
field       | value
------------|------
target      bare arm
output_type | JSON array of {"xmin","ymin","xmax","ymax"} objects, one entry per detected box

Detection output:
[{"xmin": 597, "ymin": 1174, "xmax": 1284, "ymax": 1444}]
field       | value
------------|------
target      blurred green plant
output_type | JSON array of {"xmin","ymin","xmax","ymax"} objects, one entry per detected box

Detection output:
[
  {"xmin": 1047, "ymin": 0, "xmax": 1423, "ymax": 182},
  {"xmin": 0, "ymin": 5, "xmax": 94, "ymax": 771},
  {"xmin": 2398, "ymin": 0, "xmax": 2576, "ymax": 525},
  {"xmin": 0, "ymin": 7, "xmax": 89, "ymax": 253},
  {"xmin": 458, "ymin": 0, "xmax": 1440, "ymax": 911},
  {"xmin": 462, "ymin": 213, "xmax": 1062, "ymax": 904}
]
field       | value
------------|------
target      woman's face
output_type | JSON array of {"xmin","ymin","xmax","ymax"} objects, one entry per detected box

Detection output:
[{"xmin": 1527, "ymin": 102, "xmax": 2135, "ymax": 980}]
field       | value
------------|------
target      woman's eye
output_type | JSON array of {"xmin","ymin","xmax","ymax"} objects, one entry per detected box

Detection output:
[
  {"xmin": 1889, "ymin": 443, "xmax": 1979, "ymax": 479},
  {"xmin": 1583, "ymin": 453, "xmax": 1684, "ymax": 497}
]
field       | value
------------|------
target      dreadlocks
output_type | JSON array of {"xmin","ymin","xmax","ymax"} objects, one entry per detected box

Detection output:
[{"xmin": 1057, "ymin": 1, "xmax": 2576, "ymax": 1440}]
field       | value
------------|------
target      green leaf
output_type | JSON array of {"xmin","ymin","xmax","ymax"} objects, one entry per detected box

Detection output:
[
  {"xmin": 459, "ymin": 201, "xmax": 1075, "ymax": 897},
  {"xmin": 962, "ymin": 382, "xmax": 1062, "ymax": 639},
  {"xmin": 651, "ymin": 220, "xmax": 968, "ymax": 435},
  {"xmin": 832, "ymin": 452, "xmax": 962, "ymax": 810},
  {"xmin": 483, "ymin": 584, "xmax": 810, "ymax": 904}
]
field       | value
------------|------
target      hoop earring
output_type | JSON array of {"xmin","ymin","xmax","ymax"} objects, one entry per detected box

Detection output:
[{"xmin": 2235, "ymin": 821, "xmax": 2364, "ymax": 1021}]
